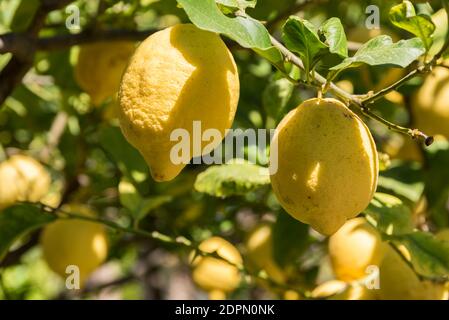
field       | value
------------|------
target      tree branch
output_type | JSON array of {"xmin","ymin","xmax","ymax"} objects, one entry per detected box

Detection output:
[
  {"xmin": 0, "ymin": 0, "xmax": 73, "ymax": 106},
  {"xmin": 269, "ymin": 36, "xmax": 434, "ymax": 146},
  {"xmin": 37, "ymin": 29, "xmax": 157, "ymax": 51},
  {"xmin": 36, "ymin": 202, "xmax": 309, "ymax": 298}
]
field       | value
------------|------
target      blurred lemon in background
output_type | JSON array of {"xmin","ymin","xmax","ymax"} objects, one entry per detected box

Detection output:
[
  {"xmin": 0, "ymin": 154, "xmax": 51, "ymax": 210},
  {"xmin": 41, "ymin": 204, "xmax": 108, "ymax": 287},
  {"xmin": 191, "ymin": 236, "xmax": 242, "ymax": 297}
]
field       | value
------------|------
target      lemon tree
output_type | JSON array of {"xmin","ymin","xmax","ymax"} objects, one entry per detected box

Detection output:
[{"xmin": 1, "ymin": 0, "xmax": 449, "ymax": 301}]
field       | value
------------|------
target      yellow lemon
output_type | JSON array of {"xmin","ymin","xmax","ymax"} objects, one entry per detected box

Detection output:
[
  {"xmin": 311, "ymin": 280, "xmax": 377, "ymax": 300},
  {"xmin": 208, "ymin": 290, "xmax": 226, "ymax": 300},
  {"xmin": 412, "ymin": 66, "xmax": 449, "ymax": 139},
  {"xmin": 329, "ymin": 217, "xmax": 385, "ymax": 281},
  {"xmin": 283, "ymin": 290, "xmax": 302, "ymax": 300},
  {"xmin": 269, "ymin": 98, "xmax": 378, "ymax": 235},
  {"xmin": 379, "ymin": 246, "xmax": 447, "ymax": 300},
  {"xmin": 245, "ymin": 223, "xmax": 286, "ymax": 284},
  {"xmin": 75, "ymin": 41, "xmax": 135, "ymax": 106},
  {"xmin": 191, "ymin": 236, "xmax": 242, "ymax": 294},
  {"xmin": 41, "ymin": 204, "xmax": 108, "ymax": 286},
  {"xmin": 119, "ymin": 24, "xmax": 239, "ymax": 182},
  {"xmin": 0, "ymin": 154, "xmax": 51, "ymax": 210}
]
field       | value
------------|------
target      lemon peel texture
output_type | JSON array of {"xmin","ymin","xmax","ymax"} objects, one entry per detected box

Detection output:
[{"xmin": 119, "ymin": 24, "xmax": 239, "ymax": 182}]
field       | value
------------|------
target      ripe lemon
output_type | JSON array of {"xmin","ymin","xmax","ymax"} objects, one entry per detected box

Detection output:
[
  {"xmin": 41, "ymin": 204, "xmax": 108, "ymax": 286},
  {"xmin": 283, "ymin": 290, "xmax": 302, "ymax": 300},
  {"xmin": 412, "ymin": 66, "xmax": 449, "ymax": 139},
  {"xmin": 269, "ymin": 98, "xmax": 378, "ymax": 235},
  {"xmin": 119, "ymin": 24, "xmax": 239, "ymax": 182},
  {"xmin": 329, "ymin": 218, "xmax": 385, "ymax": 281},
  {"xmin": 0, "ymin": 154, "xmax": 51, "ymax": 210},
  {"xmin": 311, "ymin": 280, "xmax": 377, "ymax": 300},
  {"xmin": 379, "ymin": 246, "xmax": 447, "ymax": 300},
  {"xmin": 75, "ymin": 41, "xmax": 135, "ymax": 106},
  {"xmin": 191, "ymin": 236, "xmax": 242, "ymax": 294},
  {"xmin": 245, "ymin": 223, "xmax": 285, "ymax": 284}
]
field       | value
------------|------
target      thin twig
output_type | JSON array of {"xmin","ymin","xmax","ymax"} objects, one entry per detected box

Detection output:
[
  {"xmin": 269, "ymin": 36, "xmax": 434, "ymax": 145},
  {"xmin": 37, "ymin": 203, "xmax": 309, "ymax": 298},
  {"xmin": 40, "ymin": 111, "xmax": 68, "ymax": 162},
  {"xmin": 0, "ymin": 0, "xmax": 73, "ymax": 106}
]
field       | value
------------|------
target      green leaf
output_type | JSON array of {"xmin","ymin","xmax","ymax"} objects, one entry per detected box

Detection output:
[
  {"xmin": 330, "ymin": 36, "xmax": 425, "ymax": 72},
  {"xmin": 319, "ymin": 17, "xmax": 348, "ymax": 58},
  {"xmin": 377, "ymin": 162, "xmax": 425, "ymax": 203},
  {"xmin": 429, "ymin": 8, "xmax": 448, "ymax": 57},
  {"xmin": 0, "ymin": 204, "xmax": 55, "ymax": 261},
  {"xmin": 194, "ymin": 160, "xmax": 270, "ymax": 197},
  {"xmin": 254, "ymin": 46, "xmax": 288, "ymax": 74},
  {"xmin": 424, "ymin": 139, "xmax": 449, "ymax": 227},
  {"xmin": 99, "ymin": 126, "xmax": 149, "ymax": 182},
  {"xmin": 177, "ymin": 0, "xmax": 271, "ymax": 49},
  {"xmin": 282, "ymin": 16, "xmax": 328, "ymax": 75},
  {"xmin": 216, "ymin": 0, "xmax": 256, "ymax": 11},
  {"xmin": 272, "ymin": 210, "xmax": 309, "ymax": 267},
  {"xmin": 262, "ymin": 77, "xmax": 294, "ymax": 119},
  {"xmin": 389, "ymin": 1, "xmax": 435, "ymax": 52},
  {"xmin": 393, "ymin": 231, "xmax": 449, "ymax": 279},
  {"xmin": 365, "ymin": 193, "xmax": 414, "ymax": 235},
  {"xmin": 118, "ymin": 179, "xmax": 142, "ymax": 213},
  {"xmin": 119, "ymin": 179, "xmax": 172, "ymax": 222},
  {"xmin": 10, "ymin": 0, "xmax": 39, "ymax": 32}
]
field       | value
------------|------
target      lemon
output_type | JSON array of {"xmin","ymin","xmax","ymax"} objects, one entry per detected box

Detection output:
[
  {"xmin": 0, "ymin": 155, "xmax": 51, "ymax": 210},
  {"xmin": 270, "ymin": 98, "xmax": 378, "ymax": 235},
  {"xmin": 311, "ymin": 280, "xmax": 377, "ymax": 300},
  {"xmin": 41, "ymin": 204, "xmax": 108, "ymax": 286},
  {"xmin": 283, "ymin": 290, "xmax": 302, "ymax": 300},
  {"xmin": 191, "ymin": 236, "xmax": 242, "ymax": 294},
  {"xmin": 75, "ymin": 41, "xmax": 135, "ymax": 106},
  {"xmin": 379, "ymin": 246, "xmax": 447, "ymax": 300},
  {"xmin": 245, "ymin": 223, "xmax": 285, "ymax": 284},
  {"xmin": 412, "ymin": 66, "xmax": 449, "ymax": 139},
  {"xmin": 329, "ymin": 218, "xmax": 385, "ymax": 281},
  {"xmin": 119, "ymin": 24, "xmax": 239, "ymax": 182}
]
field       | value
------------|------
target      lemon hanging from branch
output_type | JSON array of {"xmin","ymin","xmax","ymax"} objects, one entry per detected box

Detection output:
[
  {"xmin": 118, "ymin": 24, "xmax": 240, "ymax": 182},
  {"xmin": 269, "ymin": 98, "xmax": 378, "ymax": 235}
]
